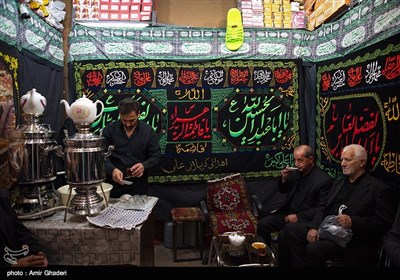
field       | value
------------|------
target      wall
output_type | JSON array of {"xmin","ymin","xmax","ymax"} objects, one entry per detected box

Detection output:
[{"xmin": 155, "ymin": 0, "xmax": 236, "ymax": 28}]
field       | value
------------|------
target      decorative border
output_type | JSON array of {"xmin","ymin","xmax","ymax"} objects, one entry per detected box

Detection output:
[
  {"xmin": 0, "ymin": 1, "xmax": 398, "ymax": 66},
  {"xmin": 68, "ymin": 0, "xmax": 400, "ymax": 63},
  {"xmin": 0, "ymin": 1, "xmax": 63, "ymax": 67}
]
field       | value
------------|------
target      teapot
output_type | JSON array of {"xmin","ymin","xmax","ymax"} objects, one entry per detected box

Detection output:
[
  {"xmin": 60, "ymin": 95, "xmax": 104, "ymax": 124},
  {"xmin": 20, "ymin": 88, "xmax": 46, "ymax": 114}
]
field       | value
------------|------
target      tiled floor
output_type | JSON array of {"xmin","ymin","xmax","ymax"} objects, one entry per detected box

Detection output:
[
  {"xmin": 154, "ymin": 242, "xmax": 207, "ymax": 267},
  {"xmin": 153, "ymin": 219, "xmax": 210, "ymax": 267}
]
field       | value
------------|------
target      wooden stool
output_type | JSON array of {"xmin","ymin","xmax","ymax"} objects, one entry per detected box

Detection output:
[{"xmin": 171, "ymin": 207, "xmax": 204, "ymax": 262}]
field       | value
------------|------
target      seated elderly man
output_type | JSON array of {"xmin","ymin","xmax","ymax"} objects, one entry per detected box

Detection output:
[
  {"xmin": 278, "ymin": 144, "xmax": 397, "ymax": 267},
  {"xmin": 257, "ymin": 145, "xmax": 333, "ymax": 245}
]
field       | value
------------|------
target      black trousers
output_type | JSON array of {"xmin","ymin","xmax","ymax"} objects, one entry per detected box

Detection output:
[
  {"xmin": 257, "ymin": 213, "xmax": 287, "ymax": 245},
  {"xmin": 278, "ymin": 222, "xmax": 345, "ymax": 267}
]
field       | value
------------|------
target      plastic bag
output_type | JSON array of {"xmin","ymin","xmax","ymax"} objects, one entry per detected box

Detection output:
[{"xmin": 318, "ymin": 205, "xmax": 353, "ymax": 247}]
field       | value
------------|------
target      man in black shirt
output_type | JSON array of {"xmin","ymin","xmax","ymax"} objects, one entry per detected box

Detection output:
[
  {"xmin": 278, "ymin": 144, "xmax": 397, "ymax": 267},
  {"xmin": 102, "ymin": 97, "xmax": 161, "ymax": 198},
  {"xmin": 257, "ymin": 145, "xmax": 333, "ymax": 245}
]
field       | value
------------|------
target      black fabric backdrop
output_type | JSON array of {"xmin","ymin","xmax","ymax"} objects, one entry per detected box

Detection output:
[
  {"xmin": 0, "ymin": 41, "xmax": 323, "ymax": 221},
  {"xmin": 18, "ymin": 50, "xmax": 64, "ymax": 136},
  {"xmin": 1, "ymin": 43, "xmax": 320, "ymax": 221},
  {"xmin": 316, "ymin": 34, "xmax": 400, "ymax": 191},
  {"xmin": 72, "ymin": 59, "xmax": 303, "ymax": 185},
  {"xmin": 301, "ymin": 62, "xmax": 318, "ymax": 149},
  {"xmin": 148, "ymin": 60, "xmax": 316, "ymax": 220},
  {"xmin": 67, "ymin": 59, "xmax": 317, "ymax": 219},
  {"xmin": 0, "ymin": 43, "xmax": 64, "ymax": 139}
]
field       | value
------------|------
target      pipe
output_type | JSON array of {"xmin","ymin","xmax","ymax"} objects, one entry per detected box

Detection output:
[{"xmin": 17, "ymin": 206, "xmax": 67, "ymax": 220}]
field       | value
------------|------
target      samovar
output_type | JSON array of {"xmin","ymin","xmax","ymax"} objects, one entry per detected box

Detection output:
[
  {"xmin": 59, "ymin": 95, "xmax": 113, "ymax": 219},
  {"xmin": 8, "ymin": 89, "xmax": 59, "ymax": 219}
]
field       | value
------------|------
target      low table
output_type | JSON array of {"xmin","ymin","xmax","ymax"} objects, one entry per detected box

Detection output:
[{"xmin": 208, "ymin": 233, "xmax": 277, "ymax": 267}]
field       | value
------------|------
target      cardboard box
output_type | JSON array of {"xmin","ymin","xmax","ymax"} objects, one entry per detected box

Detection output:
[
  {"xmin": 110, "ymin": 4, "xmax": 120, "ymax": 11},
  {"xmin": 140, "ymin": 11, "xmax": 151, "ymax": 21},
  {"xmin": 120, "ymin": 12, "xmax": 130, "ymax": 20},
  {"xmin": 314, "ymin": 0, "xmax": 324, "ymax": 10},
  {"xmin": 315, "ymin": 11, "xmax": 324, "ymax": 26},
  {"xmin": 99, "ymin": 11, "xmax": 109, "ymax": 20},
  {"xmin": 155, "ymin": 0, "xmax": 237, "ymax": 28},
  {"xmin": 130, "ymin": 4, "xmax": 140, "ymax": 11},
  {"xmin": 119, "ymin": 4, "xmax": 130, "ymax": 12},
  {"xmin": 324, "ymin": 0, "xmax": 350, "ymax": 23},
  {"xmin": 109, "ymin": 12, "xmax": 120, "ymax": 20},
  {"xmin": 142, "ymin": 4, "xmax": 152, "ymax": 12},
  {"xmin": 130, "ymin": 12, "xmax": 139, "ymax": 20},
  {"xmin": 304, "ymin": 0, "xmax": 315, "ymax": 10}
]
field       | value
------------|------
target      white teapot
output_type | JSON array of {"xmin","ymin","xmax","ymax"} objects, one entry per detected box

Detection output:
[
  {"xmin": 60, "ymin": 95, "xmax": 104, "ymax": 124},
  {"xmin": 20, "ymin": 88, "xmax": 46, "ymax": 114}
]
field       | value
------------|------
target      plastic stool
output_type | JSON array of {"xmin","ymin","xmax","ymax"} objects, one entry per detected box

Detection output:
[{"xmin": 171, "ymin": 207, "xmax": 204, "ymax": 262}]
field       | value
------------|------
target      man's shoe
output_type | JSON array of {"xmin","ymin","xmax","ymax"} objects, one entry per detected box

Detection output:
[{"xmin": 225, "ymin": 8, "xmax": 244, "ymax": 51}]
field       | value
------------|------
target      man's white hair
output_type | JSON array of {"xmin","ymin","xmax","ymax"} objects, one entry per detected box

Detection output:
[{"xmin": 342, "ymin": 144, "xmax": 368, "ymax": 161}]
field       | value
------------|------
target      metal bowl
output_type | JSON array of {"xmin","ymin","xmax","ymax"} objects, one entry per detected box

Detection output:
[{"xmin": 57, "ymin": 183, "xmax": 113, "ymax": 206}]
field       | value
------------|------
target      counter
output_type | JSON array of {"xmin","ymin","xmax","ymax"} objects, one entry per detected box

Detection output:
[{"xmin": 22, "ymin": 207, "xmax": 155, "ymax": 266}]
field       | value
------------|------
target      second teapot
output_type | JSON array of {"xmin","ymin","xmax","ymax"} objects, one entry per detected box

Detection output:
[{"xmin": 60, "ymin": 95, "xmax": 104, "ymax": 124}]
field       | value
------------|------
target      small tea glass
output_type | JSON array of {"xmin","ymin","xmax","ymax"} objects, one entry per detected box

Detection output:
[
  {"xmin": 251, "ymin": 242, "xmax": 267, "ymax": 265},
  {"xmin": 126, "ymin": 168, "xmax": 134, "ymax": 178}
]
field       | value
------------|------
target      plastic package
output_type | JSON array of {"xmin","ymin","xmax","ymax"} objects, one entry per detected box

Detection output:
[{"xmin": 318, "ymin": 204, "xmax": 353, "ymax": 247}]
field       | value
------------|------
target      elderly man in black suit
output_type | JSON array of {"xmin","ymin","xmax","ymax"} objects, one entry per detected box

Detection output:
[
  {"xmin": 257, "ymin": 145, "xmax": 334, "ymax": 245},
  {"xmin": 278, "ymin": 144, "xmax": 397, "ymax": 267}
]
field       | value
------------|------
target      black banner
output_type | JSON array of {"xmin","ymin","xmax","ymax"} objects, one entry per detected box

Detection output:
[
  {"xmin": 316, "ymin": 35, "xmax": 400, "ymax": 187},
  {"xmin": 74, "ymin": 60, "xmax": 300, "ymax": 183}
]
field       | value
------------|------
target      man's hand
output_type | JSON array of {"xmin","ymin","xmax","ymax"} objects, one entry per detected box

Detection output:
[
  {"xmin": 112, "ymin": 168, "xmax": 124, "ymax": 185},
  {"xmin": 337, "ymin": 214, "xmax": 352, "ymax": 229},
  {"xmin": 128, "ymin": 163, "xmax": 145, "ymax": 178},
  {"xmin": 284, "ymin": 214, "xmax": 298, "ymax": 223},
  {"xmin": 307, "ymin": 229, "xmax": 319, "ymax": 243},
  {"xmin": 280, "ymin": 166, "xmax": 296, "ymax": 183},
  {"xmin": 12, "ymin": 252, "xmax": 48, "ymax": 267}
]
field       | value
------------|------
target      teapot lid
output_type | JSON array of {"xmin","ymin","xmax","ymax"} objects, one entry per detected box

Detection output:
[{"xmin": 77, "ymin": 94, "xmax": 90, "ymax": 100}]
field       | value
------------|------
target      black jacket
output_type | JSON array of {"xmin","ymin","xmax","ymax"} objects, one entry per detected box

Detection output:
[
  {"xmin": 277, "ymin": 166, "xmax": 334, "ymax": 221},
  {"xmin": 308, "ymin": 173, "xmax": 397, "ymax": 265}
]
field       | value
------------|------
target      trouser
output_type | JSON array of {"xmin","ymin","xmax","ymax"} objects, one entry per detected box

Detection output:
[
  {"xmin": 257, "ymin": 213, "xmax": 286, "ymax": 245},
  {"xmin": 278, "ymin": 222, "xmax": 344, "ymax": 267}
]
